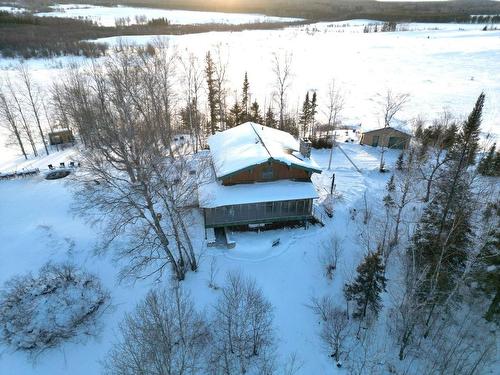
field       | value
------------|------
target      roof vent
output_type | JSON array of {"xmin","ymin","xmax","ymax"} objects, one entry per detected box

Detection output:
[{"xmin": 299, "ymin": 138, "xmax": 312, "ymax": 158}]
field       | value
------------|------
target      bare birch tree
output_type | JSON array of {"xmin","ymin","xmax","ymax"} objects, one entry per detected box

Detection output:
[
  {"xmin": 18, "ymin": 64, "xmax": 49, "ymax": 155},
  {"xmin": 415, "ymin": 113, "xmax": 457, "ymax": 202},
  {"xmin": 63, "ymin": 45, "xmax": 198, "ymax": 281},
  {"xmin": 180, "ymin": 52, "xmax": 204, "ymax": 152},
  {"xmin": 104, "ymin": 284, "xmax": 211, "ymax": 375},
  {"xmin": 325, "ymin": 78, "xmax": 345, "ymax": 136},
  {"xmin": 214, "ymin": 44, "xmax": 229, "ymax": 131},
  {"xmin": 378, "ymin": 89, "xmax": 410, "ymax": 171},
  {"xmin": 272, "ymin": 52, "xmax": 293, "ymax": 130},
  {"xmin": 0, "ymin": 88, "xmax": 27, "ymax": 159},
  {"xmin": 4, "ymin": 76, "xmax": 38, "ymax": 156},
  {"xmin": 381, "ymin": 89, "xmax": 410, "ymax": 128},
  {"xmin": 209, "ymin": 271, "xmax": 275, "ymax": 375},
  {"xmin": 390, "ymin": 148, "xmax": 419, "ymax": 246}
]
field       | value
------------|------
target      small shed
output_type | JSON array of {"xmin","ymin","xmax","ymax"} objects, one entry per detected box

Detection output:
[
  {"xmin": 48, "ymin": 129, "xmax": 75, "ymax": 145},
  {"xmin": 360, "ymin": 127, "xmax": 411, "ymax": 149}
]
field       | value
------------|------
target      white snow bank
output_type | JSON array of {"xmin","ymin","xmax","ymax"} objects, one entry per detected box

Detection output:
[{"xmin": 199, "ymin": 179, "xmax": 319, "ymax": 208}]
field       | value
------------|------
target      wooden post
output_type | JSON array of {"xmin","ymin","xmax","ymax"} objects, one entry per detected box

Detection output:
[{"xmin": 330, "ymin": 173, "xmax": 336, "ymax": 195}]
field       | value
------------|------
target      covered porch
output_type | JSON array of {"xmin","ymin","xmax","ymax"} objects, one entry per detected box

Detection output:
[{"xmin": 199, "ymin": 179, "xmax": 319, "ymax": 229}]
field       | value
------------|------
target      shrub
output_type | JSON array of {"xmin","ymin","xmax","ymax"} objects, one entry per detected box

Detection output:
[
  {"xmin": 0, "ymin": 263, "xmax": 110, "ymax": 355},
  {"xmin": 104, "ymin": 284, "xmax": 210, "ymax": 375}
]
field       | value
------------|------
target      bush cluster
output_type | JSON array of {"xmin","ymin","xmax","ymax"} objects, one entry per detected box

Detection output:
[{"xmin": 0, "ymin": 263, "xmax": 110, "ymax": 355}]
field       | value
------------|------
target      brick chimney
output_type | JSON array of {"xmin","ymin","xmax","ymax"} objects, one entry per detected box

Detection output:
[{"xmin": 299, "ymin": 138, "xmax": 312, "ymax": 158}]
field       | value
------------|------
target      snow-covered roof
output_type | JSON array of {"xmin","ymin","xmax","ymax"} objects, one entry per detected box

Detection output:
[
  {"xmin": 207, "ymin": 122, "xmax": 321, "ymax": 179},
  {"xmin": 361, "ymin": 118, "xmax": 412, "ymax": 135},
  {"xmin": 362, "ymin": 126, "xmax": 411, "ymax": 136},
  {"xmin": 199, "ymin": 179, "xmax": 319, "ymax": 208}
]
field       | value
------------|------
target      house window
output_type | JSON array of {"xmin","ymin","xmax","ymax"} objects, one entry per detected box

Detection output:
[
  {"xmin": 297, "ymin": 200, "xmax": 304, "ymax": 214},
  {"xmin": 266, "ymin": 202, "xmax": 273, "ymax": 216},
  {"xmin": 262, "ymin": 166, "xmax": 274, "ymax": 180}
]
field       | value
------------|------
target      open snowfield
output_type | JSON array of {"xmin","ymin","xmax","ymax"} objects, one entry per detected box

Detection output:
[
  {"xmin": 35, "ymin": 4, "xmax": 302, "ymax": 26},
  {"xmin": 92, "ymin": 20, "xmax": 500, "ymax": 136},
  {"xmin": 1, "ymin": 19, "xmax": 499, "ymax": 169},
  {"xmin": 0, "ymin": 16, "xmax": 499, "ymax": 375}
]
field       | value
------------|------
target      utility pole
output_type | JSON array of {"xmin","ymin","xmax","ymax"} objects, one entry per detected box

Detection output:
[{"xmin": 328, "ymin": 131, "xmax": 336, "ymax": 170}]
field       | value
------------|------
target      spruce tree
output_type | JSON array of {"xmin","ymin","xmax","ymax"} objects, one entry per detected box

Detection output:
[
  {"xmin": 478, "ymin": 144, "xmax": 499, "ymax": 176},
  {"xmin": 409, "ymin": 93, "xmax": 485, "ymax": 305},
  {"xmin": 386, "ymin": 174, "xmax": 396, "ymax": 192},
  {"xmin": 448, "ymin": 92, "xmax": 484, "ymax": 166},
  {"xmin": 495, "ymin": 151, "xmax": 500, "ymax": 177},
  {"xmin": 299, "ymin": 92, "xmax": 311, "ymax": 138},
  {"xmin": 396, "ymin": 152, "xmax": 405, "ymax": 171},
  {"xmin": 241, "ymin": 72, "xmax": 250, "ymax": 121},
  {"xmin": 473, "ymin": 202, "xmax": 500, "ymax": 322},
  {"xmin": 310, "ymin": 92, "xmax": 318, "ymax": 137},
  {"xmin": 205, "ymin": 52, "xmax": 219, "ymax": 135},
  {"xmin": 344, "ymin": 251, "xmax": 387, "ymax": 319},
  {"xmin": 228, "ymin": 101, "xmax": 243, "ymax": 128},
  {"xmin": 265, "ymin": 106, "xmax": 277, "ymax": 128},
  {"xmin": 249, "ymin": 101, "xmax": 263, "ymax": 124}
]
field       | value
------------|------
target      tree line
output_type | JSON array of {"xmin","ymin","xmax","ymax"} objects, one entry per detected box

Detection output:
[{"xmin": 313, "ymin": 93, "xmax": 499, "ymax": 373}]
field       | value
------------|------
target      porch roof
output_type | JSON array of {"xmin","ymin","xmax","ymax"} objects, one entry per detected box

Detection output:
[{"xmin": 198, "ymin": 179, "xmax": 319, "ymax": 208}]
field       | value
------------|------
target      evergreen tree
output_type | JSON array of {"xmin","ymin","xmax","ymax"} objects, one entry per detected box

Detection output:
[
  {"xmin": 478, "ymin": 143, "xmax": 499, "ymax": 176},
  {"xmin": 180, "ymin": 100, "xmax": 202, "ymax": 136},
  {"xmin": 241, "ymin": 72, "xmax": 250, "ymax": 121},
  {"xmin": 447, "ymin": 92, "xmax": 484, "ymax": 166},
  {"xmin": 495, "ymin": 151, "xmax": 500, "ymax": 177},
  {"xmin": 265, "ymin": 106, "xmax": 277, "ymax": 128},
  {"xmin": 249, "ymin": 100, "xmax": 263, "ymax": 124},
  {"xmin": 299, "ymin": 92, "xmax": 311, "ymax": 138},
  {"xmin": 228, "ymin": 101, "xmax": 243, "ymax": 128},
  {"xmin": 205, "ymin": 51, "xmax": 219, "ymax": 135},
  {"xmin": 310, "ymin": 91, "xmax": 318, "ymax": 137},
  {"xmin": 283, "ymin": 114, "xmax": 299, "ymax": 138},
  {"xmin": 344, "ymin": 251, "xmax": 387, "ymax": 319},
  {"xmin": 473, "ymin": 202, "xmax": 500, "ymax": 322},
  {"xmin": 409, "ymin": 93, "xmax": 485, "ymax": 305},
  {"xmin": 386, "ymin": 174, "xmax": 396, "ymax": 192},
  {"xmin": 396, "ymin": 152, "xmax": 405, "ymax": 171}
]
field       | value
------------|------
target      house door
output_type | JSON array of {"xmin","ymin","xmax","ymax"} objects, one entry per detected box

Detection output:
[
  {"xmin": 388, "ymin": 136, "xmax": 404, "ymax": 149},
  {"xmin": 372, "ymin": 135, "xmax": 379, "ymax": 147}
]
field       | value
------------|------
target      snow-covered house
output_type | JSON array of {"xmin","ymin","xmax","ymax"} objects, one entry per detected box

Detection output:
[{"xmin": 199, "ymin": 122, "xmax": 321, "ymax": 229}]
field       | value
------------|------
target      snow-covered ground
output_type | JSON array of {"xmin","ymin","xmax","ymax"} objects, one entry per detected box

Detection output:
[
  {"xmin": 92, "ymin": 20, "xmax": 500, "ymax": 137},
  {"xmin": 0, "ymin": 18, "xmax": 499, "ymax": 374},
  {"xmin": 35, "ymin": 4, "xmax": 302, "ymax": 26},
  {"xmin": 1, "ymin": 19, "xmax": 498, "ymax": 168},
  {"xmin": 0, "ymin": 133, "xmax": 401, "ymax": 374}
]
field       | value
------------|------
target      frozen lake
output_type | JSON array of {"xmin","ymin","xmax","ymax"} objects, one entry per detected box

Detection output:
[
  {"xmin": 1, "ymin": 20, "xmax": 499, "ymax": 166},
  {"xmin": 93, "ymin": 20, "xmax": 500, "ymax": 136},
  {"xmin": 35, "ymin": 4, "xmax": 303, "ymax": 26}
]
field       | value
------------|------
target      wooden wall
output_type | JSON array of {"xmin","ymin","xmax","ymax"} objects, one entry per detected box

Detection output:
[
  {"xmin": 49, "ymin": 130, "xmax": 75, "ymax": 145},
  {"xmin": 222, "ymin": 161, "xmax": 310, "ymax": 185},
  {"xmin": 360, "ymin": 128, "xmax": 410, "ymax": 149}
]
